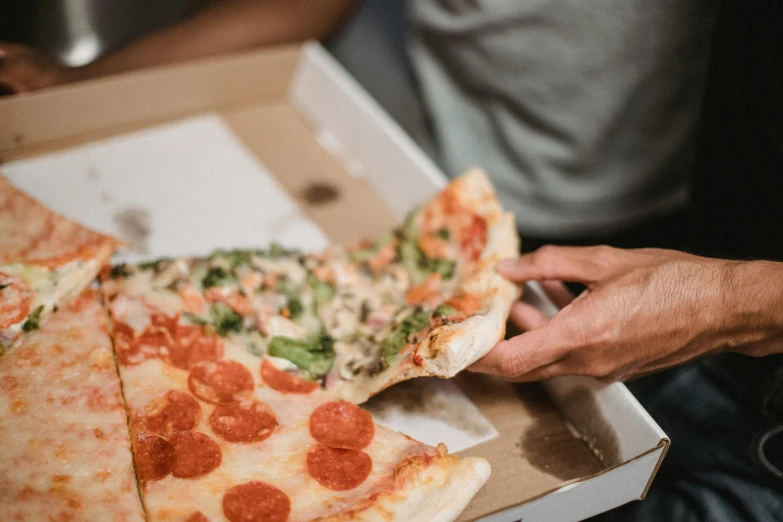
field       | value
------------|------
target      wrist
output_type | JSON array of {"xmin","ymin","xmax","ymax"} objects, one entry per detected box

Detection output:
[{"xmin": 720, "ymin": 260, "xmax": 783, "ymax": 356}]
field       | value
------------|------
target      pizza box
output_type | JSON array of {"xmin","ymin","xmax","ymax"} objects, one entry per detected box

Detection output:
[{"xmin": 0, "ymin": 42, "xmax": 669, "ymax": 521}]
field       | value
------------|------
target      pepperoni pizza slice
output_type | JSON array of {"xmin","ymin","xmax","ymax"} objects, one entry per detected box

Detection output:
[
  {"xmin": 104, "ymin": 295, "xmax": 489, "ymax": 521},
  {"xmin": 0, "ymin": 175, "xmax": 119, "ymax": 352},
  {"xmin": 0, "ymin": 290, "xmax": 145, "ymax": 522}
]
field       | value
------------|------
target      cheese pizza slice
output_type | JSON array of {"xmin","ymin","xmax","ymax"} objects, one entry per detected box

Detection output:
[
  {"xmin": 0, "ymin": 175, "xmax": 119, "ymax": 351},
  {"xmin": 0, "ymin": 290, "xmax": 145, "ymax": 522},
  {"xmin": 103, "ymin": 289, "xmax": 490, "ymax": 522}
]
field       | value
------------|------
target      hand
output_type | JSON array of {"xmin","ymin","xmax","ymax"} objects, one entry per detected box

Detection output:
[
  {"xmin": 471, "ymin": 245, "xmax": 783, "ymax": 382},
  {"xmin": 0, "ymin": 43, "xmax": 79, "ymax": 95}
]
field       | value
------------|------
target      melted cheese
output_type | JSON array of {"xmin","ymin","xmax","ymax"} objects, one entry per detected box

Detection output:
[
  {"xmin": 0, "ymin": 292, "xmax": 145, "ymax": 521},
  {"xmin": 0, "ymin": 259, "xmax": 99, "ymax": 348}
]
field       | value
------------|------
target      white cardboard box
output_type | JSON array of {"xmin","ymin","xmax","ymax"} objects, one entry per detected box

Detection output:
[{"xmin": 0, "ymin": 42, "xmax": 668, "ymax": 521}]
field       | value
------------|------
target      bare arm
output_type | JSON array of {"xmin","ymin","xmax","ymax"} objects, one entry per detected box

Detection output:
[
  {"xmin": 471, "ymin": 246, "xmax": 783, "ymax": 382},
  {"xmin": 0, "ymin": 0, "xmax": 357, "ymax": 93}
]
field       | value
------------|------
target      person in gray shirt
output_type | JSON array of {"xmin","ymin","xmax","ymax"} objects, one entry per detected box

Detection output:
[
  {"xmin": 407, "ymin": 0, "xmax": 715, "ymax": 245},
  {"xmin": 1, "ymin": 1, "xmax": 713, "ymax": 249}
]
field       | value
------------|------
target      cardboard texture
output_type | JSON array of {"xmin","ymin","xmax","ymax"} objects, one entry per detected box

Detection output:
[{"xmin": 0, "ymin": 42, "xmax": 668, "ymax": 521}]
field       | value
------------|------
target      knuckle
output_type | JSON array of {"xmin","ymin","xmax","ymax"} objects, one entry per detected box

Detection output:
[
  {"xmin": 499, "ymin": 350, "xmax": 530, "ymax": 379},
  {"xmin": 592, "ymin": 245, "xmax": 619, "ymax": 265},
  {"xmin": 531, "ymin": 245, "xmax": 557, "ymax": 266}
]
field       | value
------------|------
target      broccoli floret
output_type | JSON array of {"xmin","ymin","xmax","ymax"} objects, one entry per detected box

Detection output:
[{"xmin": 210, "ymin": 303, "xmax": 243, "ymax": 336}]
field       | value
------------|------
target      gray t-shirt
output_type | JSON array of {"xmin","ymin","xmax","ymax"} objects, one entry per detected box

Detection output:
[{"xmin": 408, "ymin": 0, "xmax": 716, "ymax": 238}]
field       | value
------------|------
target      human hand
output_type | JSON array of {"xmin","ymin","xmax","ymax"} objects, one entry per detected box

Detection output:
[
  {"xmin": 0, "ymin": 43, "xmax": 79, "ymax": 95},
  {"xmin": 471, "ymin": 246, "xmax": 783, "ymax": 382}
]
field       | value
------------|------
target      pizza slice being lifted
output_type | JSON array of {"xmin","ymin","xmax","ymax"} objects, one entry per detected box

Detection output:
[{"xmin": 0, "ymin": 175, "xmax": 119, "ymax": 352}]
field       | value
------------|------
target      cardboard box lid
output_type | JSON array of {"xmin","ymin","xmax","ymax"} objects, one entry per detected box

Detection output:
[{"xmin": 0, "ymin": 42, "xmax": 668, "ymax": 522}]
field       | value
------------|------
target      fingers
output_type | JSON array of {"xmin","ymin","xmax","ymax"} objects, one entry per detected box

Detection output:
[
  {"xmin": 0, "ymin": 42, "xmax": 29, "ymax": 58},
  {"xmin": 0, "ymin": 78, "xmax": 25, "ymax": 94},
  {"xmin": 539, "ymin": 280, "xmax": 576, "ymax": 309},
  {"xmin": 497, "ymin": 245, "xmax": 620, "ymax": 285},
  {"xmin": 469, "ymin": 322, "xmax": 568, "ymax": 379},
  {"xmin": 508, "ymin": 301, "xmax": 549, "ymax": 331}
]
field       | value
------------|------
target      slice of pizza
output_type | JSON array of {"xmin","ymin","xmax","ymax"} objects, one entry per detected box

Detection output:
[
  {"xmin": 99, "ymin": 169, "xmax": 518, "ymax": 405},
  {"xmin": 0, "ymin": 175, "xmax": 119, "ymax": 352},
  {"xmin": 325, "ymin": 168, "xmax": 520, "ymax": 402},
  {"xmin": 104, "ymin": 291, "xmax": 490, "ymax": 521},
  {"xmin": 0, "ymin": 290, "xmax": 145, "ymax": 522}
]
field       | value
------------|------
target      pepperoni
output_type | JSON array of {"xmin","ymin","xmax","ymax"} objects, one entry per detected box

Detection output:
[
  {"xmin": 189, "ymin": 360, "xmax": 255, "ymax": 404},
  {"xmin": 150, "ymin": 312, "xmax": 180, "ymax": 333},
  {"xmin": 260, "ymin": 360, "xmax": 318, "ymax": 395},
  {"xmin": 210, "ymin": 400, "xmax": 277, "ymax": 444},
  {"xmin": 223, "ymin": 481, "xmax": 291, "ymax": 522},
  {"xmin": 306, "ymin": 443, "xmax": 372, "ymax": 491},
  {"xmin": 161, "ymin": 324, "xmax": 223, "ymax": 370},
  {"xmin": 0, "ymin": 272, "xmax": 33, "ymax": 329},
  {"xmin": 170, "ymin": 431, "xmax": 222, "ymax": 479},
  {"xmin": 112, "ymin": 320, "xmax": 135, "ymax": 338},
  {"xmin": 185, "ymin": 513, "xmax": 209, "ymax": 522},
  {"xmin": 141, "ymin": 390, "xmax": 201, "ymax": 436},
  {"xmin": 134, "ymin": 434, "xmax": 174, "ymax": 482},
  {"xmin": 113, "ymin": 321, "xmax": 158, "ymax": 366},
  {"xmin": 460, "ymin": 214, "xmax": 487, "ymax": 261},
  {"xmin": 309, "ymin": 401, "xmax": 374, "ymax": 450},
  {"xmin": 138, "ymin": 326, "xmax": 175, "ymax": 354}
]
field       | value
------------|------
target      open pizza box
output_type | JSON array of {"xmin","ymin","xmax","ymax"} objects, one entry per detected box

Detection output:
[{"xmin": 0, "ymin": 42, "xmax": 669, "ymax": 521}]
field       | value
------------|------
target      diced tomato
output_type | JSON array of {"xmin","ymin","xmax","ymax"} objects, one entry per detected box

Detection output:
[
  {"xmin": 312, "ymin": 264, "xmax": 334, "ymax": 283},
  {"xmin": 0, "ymin": 272, "xmax": 32, "ymax": 329},
  {"xmin": 262, "ymin": 272, "xmax": 278, "ymax": 291},
  {"xmin": 204, "ymin": 288, "xmax": 254, "ymax": 315},
  {"xmin": 348, "ymin": 238, "xmax": 375, "ymax": 252},
  {"xmin": 418, "ymin": 234, "xmax": 448, "ymax": 259},
  {"xmin": 406, "ymin": 273, "xmax": 443, "ymax": 307},
  {"xmin": 178, "ymin": 286, "xmax": 207, "ymax": 314},
  {"xmin": 369, "ymin": 243, "xmax": 397, "ymax": 273},
  {"xmin": 460, "ymin": 214, "xmax": 487, "ymax": 262},
  {"xmin": 240, "ymin": 272, "xmax": 263, "ymax": 295},
  {"xmin": 444, "ymin": 293, "xmax": 483, "ymax": 315}
]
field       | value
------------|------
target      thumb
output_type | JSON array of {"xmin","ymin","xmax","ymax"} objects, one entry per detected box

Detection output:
[
  {"xmin": 497, "ymin": 245, "xmax": 617, "ymax": 284},
  {"xmin": 469, "ymin": 321, "xmax": 568, "ymax": 379}
]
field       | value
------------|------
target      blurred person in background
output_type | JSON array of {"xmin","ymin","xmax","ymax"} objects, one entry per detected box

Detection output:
[
  {"xmin": 1, "ymin": 0, "xmax": 712, "ymax": 253},
  {"xmin": 3, "ymin": 1, "xmax": 781, "ymax": 520},
  {"xmin": 470, "ymin": 2, "xmax": 783, "ymax": 521}
]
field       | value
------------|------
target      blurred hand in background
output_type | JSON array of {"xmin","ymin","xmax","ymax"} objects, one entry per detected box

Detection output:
[{"xmin": 0, "ymin": 0, "xmax": 356, "ymax": 96}]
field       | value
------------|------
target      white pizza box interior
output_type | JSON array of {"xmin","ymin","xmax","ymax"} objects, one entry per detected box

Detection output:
[{"xmin": 0, "ymin": 42, "xmax": 669, "ymax": 521}]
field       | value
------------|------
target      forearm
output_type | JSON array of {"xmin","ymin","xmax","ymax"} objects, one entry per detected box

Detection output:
[
  {"xmin": 720, "ymin": 260, "xmax": 783, "ymax": 356},
  {"xmin": 69, "ymin": 0, "xmax": 356, "ymax": 81}
]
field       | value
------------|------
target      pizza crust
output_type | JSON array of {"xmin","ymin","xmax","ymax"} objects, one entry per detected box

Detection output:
[
  {"xmin": 332, "ymin": 169, "xmax": 521, "ymax": 404},
  {"xmin": 320, "ymin": 454, "xmax": 491, "ymax": 522}
]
